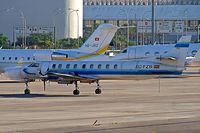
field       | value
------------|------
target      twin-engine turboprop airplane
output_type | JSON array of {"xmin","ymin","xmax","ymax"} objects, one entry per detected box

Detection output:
[
  {"xmin": 0, "ymin": 24, "xmax": 118, "ymax": 74},
  {"xmin": 11, "ymin": 43, "xmax": 189, "ymax": 95}
]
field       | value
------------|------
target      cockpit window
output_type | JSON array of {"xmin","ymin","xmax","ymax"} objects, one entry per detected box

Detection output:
[
  {"xmin": 121, "ymin": 49, "xmax": 127, "ymax": 53},
  {"xmin": 28, "ymin": 63, "xmax": 39, "ymax": 67}
]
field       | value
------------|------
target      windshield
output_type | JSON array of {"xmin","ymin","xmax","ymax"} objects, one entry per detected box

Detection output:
[
  {"xmin": 121, "ymin": 49, "xmax": 127, "ymax": 53},
  {"xmin": 28, "ymin": 63, "xmax": 40, "ymax": 67}
]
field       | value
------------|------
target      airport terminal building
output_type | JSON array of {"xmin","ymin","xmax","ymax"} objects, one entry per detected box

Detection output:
[
  {"xmin": 1, "ymin": 0, "xmax": 200, "ymax": 45},
  {"xmin": 83, "ymin": 0, "xmax": 200, "ymax": 44}
]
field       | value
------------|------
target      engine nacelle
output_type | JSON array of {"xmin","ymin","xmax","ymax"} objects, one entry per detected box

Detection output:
[{"xmin": 4, "ymin": 66, "xmax": 38, "ymax": 80}]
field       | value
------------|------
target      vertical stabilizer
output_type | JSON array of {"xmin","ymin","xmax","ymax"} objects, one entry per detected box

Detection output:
[{"xmin": 79, "ymin": 24, "xmax": 118, "ymax": 54}]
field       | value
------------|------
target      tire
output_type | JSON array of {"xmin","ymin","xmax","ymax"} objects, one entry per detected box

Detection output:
[
  {"xmin": 95, "ymin": 88, "xmax": 101, "ymax": 94},
  {"xmin": 24, "ymin": 89, "xmax": 30, "ymax": 94},
  {"xmin": 73, "ymin": 89, "xmax": 80, "ymax": 95}
]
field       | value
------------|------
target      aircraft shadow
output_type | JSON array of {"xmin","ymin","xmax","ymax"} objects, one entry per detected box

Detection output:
[{"xmin": 0, "ymin": 93, "xmax": 90, "ymax": 98}]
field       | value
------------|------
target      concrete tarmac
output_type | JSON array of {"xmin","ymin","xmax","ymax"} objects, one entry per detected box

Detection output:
[{"xmin": 0, "ymin": 77, "xmax": 200, "ymax": 133}]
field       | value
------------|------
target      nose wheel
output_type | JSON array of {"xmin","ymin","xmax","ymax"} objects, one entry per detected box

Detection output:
[
  {"xmin": 95, "ymin": 80, "xmax": 102, "ymax": 95},
  {"xmin": 73, "ymin": 81, "xmax": 80, "ymax": 95},
  {"xmin": 24, "ymin": 82, "xmax": 30, "ymax": 94}
]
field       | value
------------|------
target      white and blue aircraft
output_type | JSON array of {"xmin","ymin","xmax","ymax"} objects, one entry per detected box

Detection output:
[
  {"xmin": 0, "ymin": 24, "xmax": 118, "ymax": 74},
  {"xmin": 11, "ymin": 43, "xmax": 189, "ymax": 95}
]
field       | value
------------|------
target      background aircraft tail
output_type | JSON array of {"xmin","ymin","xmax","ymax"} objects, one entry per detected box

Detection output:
[
  {"xmin": 79, "ymin": 24, "xmax": 118, "ymax": 54},
  {"xmin": 178, "ymin": 35, "xmax": 192, "ymax": 43},
  {"xmin": 157, "ymin": 43, "xmax": 189, "ymax": 69}
]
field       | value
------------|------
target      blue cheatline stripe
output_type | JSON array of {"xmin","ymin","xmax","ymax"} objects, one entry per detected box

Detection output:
[
  {"xmin": 175, "ymin": 43, "xmax": 189, "ymax": 48},
  {"xmin": 52, "ymin": 52, "xmax": 67, "ymax": 55},
  {"xmin": 48, "ymin": 70, "xmax": 182, "ymax": 76}
]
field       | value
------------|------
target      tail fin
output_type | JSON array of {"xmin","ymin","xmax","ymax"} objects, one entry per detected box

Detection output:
[
  {"xmin": 157, "ymin": 43, "xmax": 189, "ymax": 69},
  {"xmin": 178, "ymin": 35, "xmax": 192, "ymax": 43},
  {"xmin": 79, "ymin": 24, "xmax": 118, "ymax": 54}
]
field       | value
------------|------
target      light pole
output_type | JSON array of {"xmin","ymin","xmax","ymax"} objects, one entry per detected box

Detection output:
[
  {"xmin": 19, "ymin": 11, "xmax": 26, "ymax": 48},
  {"xmin": 141, "ymin": 11, "xmax": 151, "ymax": 45},
  {"xmin": 184, "ymin": 9, "xmax": 188, "ymax": 35},
  {"xmin": 135, "ymin": 14, "xmax": 138, "ymax": 45},
  {"xmin": 68, "ymin": 8, "xmax": 79, "ymax": 48},
  {"xmin": 0, "ymin": 8, "xmax": 26, "ymax": 48},
  {"xmin": 152, "ymin": 0, "xmax": 155, "ymax": 45},
  {"xmin": 120, "ymin": 9, "xmax": 129, "ymax": 47},
  {"xmin": 198, "ymin": 24, "xmax": 200, "ymax": 42},
  {"xmin": 51, "ymin": 8, "xmax": 63, "ymax": 48}
]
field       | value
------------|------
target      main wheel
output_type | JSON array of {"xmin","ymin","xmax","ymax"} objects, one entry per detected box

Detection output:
[
  {"xmin": 95, "ymin": 88, "xmax": 102, "ymax": 94},
  {"xmin": 73, "ymin": 89, "xmax": 80, "ymax": 95},
  {"xmin": 24, "ymin": 89, "xmax": 30, "ymax": 94}
]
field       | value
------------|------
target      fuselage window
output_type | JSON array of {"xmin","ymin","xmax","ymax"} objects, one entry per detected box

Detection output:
[
  {"xmin": 98, "ymin": 64, "xmax": 102, "ymax": 69},
  {"xmin": 145, "ymin": 52, "xmax": 150, "ymax": 56},
  {"xmin": 52, "ymin": 64, "xmax": 56, "ymax": 69},
  {"xmin": 66, "ymin": 64, "xmax": 70, "ymax": 69},
  {"xmin": 66, "ymin": 54, "xmax": 68, "ymax": 58},
  {"xmin": 90, "ymin": 64, "xmax": 94, "ymax": 69},
  {"xmin": 106, "ymin": 64, "xmax": 110, "ymax": 69},
  {"xmin": 29, "ymin": 63, "xmax": 39, "ymax": 67},
  {"xmin": 27, "ymin": 57, "xmax": 30, "ymax": 61},
  {"xmin": 114, "ymin": 64, "xmax": 118, "ymax": 69},
  {"xmin": 154, "ymin": 52, "xmax": 159, "ymax": 56},
  {"xmin": 9, "ymin": 57, "xmax": 11, "ymax": 60},
  {"xmin": 74, "ymin": 64, "xmax": 77, "ymax": 69},
  {"xmin": 3, "ymin": 57, "xmax": 5, "ymax": 60},
  {"xmin": 58, "ymin": 64, "xmax": 62, "ymax": 69},
  {"xmin": 82, "ymin": 64, "xmax": 86, "ymax": 69},
  {"xmin": 15, "ymin": 57, "xmax": 18, "ymax": 60}
]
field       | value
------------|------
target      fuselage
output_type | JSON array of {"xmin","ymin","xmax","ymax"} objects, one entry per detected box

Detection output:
[
  {"xmin": 113, "ymin": 43, "xmax": 200, "ymax": 61},
  {"xmin": 23, "ymin": 59, "xmax": 183, "ymax": 81}
]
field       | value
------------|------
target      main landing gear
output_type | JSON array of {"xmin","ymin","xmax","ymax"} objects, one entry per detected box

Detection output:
[
  {"xmin": 72, "ymin": 81, "xmax": 102, "ymax": 95},
  {"xmin": 73, "ymin": 81, "xmax": 80, "ymax": 95},
  {"xmin": 24, "ymin": 82, "xmax": 30, "ymax": 94},
  {"xmin": 95, "ymin": 80, "xmax": 102, "ymax": 95}
]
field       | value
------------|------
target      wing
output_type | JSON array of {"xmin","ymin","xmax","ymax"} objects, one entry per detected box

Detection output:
[{"xmin": 47, "ymin": 72, "xmax": 98, "ymax": 83}]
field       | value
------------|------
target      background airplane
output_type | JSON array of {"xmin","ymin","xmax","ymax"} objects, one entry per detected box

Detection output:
[{"xmin": 0, "ymin": 24, "xmax": 118, "ymax": 74}]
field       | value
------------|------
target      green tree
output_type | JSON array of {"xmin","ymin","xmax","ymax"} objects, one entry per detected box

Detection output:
[
  {"xmin": 16, "ymin": 33, "xmax": 53, "ymax": 49},
  {"xmin": 56, "ymin": 37, "xmax": 87, "ymax": 49},
  {"xmin": 0, "ymin": 34, "xmax": 9, "ymax": 48},
  {"xmin": 112, "ymin": 29, "xmax": 128, "ymax": 50}
]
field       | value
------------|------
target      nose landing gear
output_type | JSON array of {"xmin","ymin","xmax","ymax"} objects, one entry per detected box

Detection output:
[{"xmin": 24, "ymin": 82, "xmax": 30, "ymax": 94}]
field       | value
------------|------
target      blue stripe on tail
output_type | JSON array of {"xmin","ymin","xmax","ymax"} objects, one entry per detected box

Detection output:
[{"xmin": 175, "ymin": 43, "xmax": 189, "ymax": 48}]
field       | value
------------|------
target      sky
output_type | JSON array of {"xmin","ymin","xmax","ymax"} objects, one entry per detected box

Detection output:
[{"xmin": 0, "ymin": 0, "xmax": 66, "ymax": 41}]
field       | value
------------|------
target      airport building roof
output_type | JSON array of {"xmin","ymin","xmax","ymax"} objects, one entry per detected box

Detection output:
[
  {"xmin": 84, "ymin": 5, "xmax": 200, "ymax": 20},
  {"xmin": 83, "ymin": 0, "xmax": 200, "ymax": 6}
]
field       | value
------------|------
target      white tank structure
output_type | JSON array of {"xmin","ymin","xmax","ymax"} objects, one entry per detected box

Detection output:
[{"xmin": 65, "ymin": 0, "xmax": 83, "ymax": 39}]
